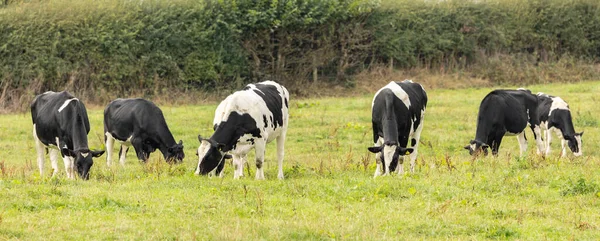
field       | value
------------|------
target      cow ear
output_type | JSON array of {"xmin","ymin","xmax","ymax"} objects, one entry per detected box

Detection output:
[
  {"xmin": 224, "ymin": 154, "xmax": 232, "ymax": 159},
  {"xmin": 91, "ymin": 150, "xmax": 105, "ymax": 157},
  {"xmin": 178, "ymin": 140, "xmax": 183, "ymax": 146},
  {"xmin": 464, "ymin": 145, "xmax": 471, "ymax": 150},
  {"xmin": 61, "ymin": 148, "xmax": 75, "ymax": 157},
  {"xmin": 367, "ymin": 146, "xmax": 383, "ymax": 153},
  {"xmin": 197, "ymin": 135, "xmax": 204, "ymax": 143},
  {"xmin": 401, "ymin": 148, "xmax": 414, "ymax": 155},
  {"xmin": 578, "ymin": 131, "xmax": 584, "ymax": 136}
]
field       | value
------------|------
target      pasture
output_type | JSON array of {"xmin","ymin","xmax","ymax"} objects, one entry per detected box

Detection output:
[{"xmin": 1, "ymin": 81, "xmax": 599, "ymax": 240}]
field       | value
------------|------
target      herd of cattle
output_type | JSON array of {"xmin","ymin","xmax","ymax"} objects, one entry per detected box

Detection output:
[{"xmin": 30, "ymin": 80, "xmax": 583, "ymax": 180}]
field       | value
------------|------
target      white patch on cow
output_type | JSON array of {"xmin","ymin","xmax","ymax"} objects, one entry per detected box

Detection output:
[
  {"xmin": 81, "ymin": 152, "xmax": 89, "ymax": 158},
  {"xmin": 58, "ymin": 98, "xmax": 78, "ymax": 112},
  {"xmin": 372, "ymin": 81, "xmax": 411, "ymax": 109},
  {"xmin": 382, "ymin": 145, "xmax": 396, "ymax": 175},
  {"xmin": 549, "ymin": 96, "xmax": 569, "ymax": 112},
  {"xmin": 469, "ymin": 143, "xmax": 477, "ymax": 152},
  {"xmin": 195, "ymin": 140, "xmax": 212, "ymax": 175},
  {"xmin": 540, "ymin": 121, "xmax": 548, "ymax": 130},
  {"xmin": 234, "ymin": 133, "xmax": 259, "ymax": 154}
]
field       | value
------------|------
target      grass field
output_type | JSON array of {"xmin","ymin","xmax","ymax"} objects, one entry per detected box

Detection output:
[{"xmin": 1, "ymin": 81, "xmax": 599, "ymax": 240}]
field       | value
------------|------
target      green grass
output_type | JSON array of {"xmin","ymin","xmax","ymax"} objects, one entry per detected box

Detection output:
[{"xmin": 1, "ymin": 81, "xmax": 600, "ymax": 240}]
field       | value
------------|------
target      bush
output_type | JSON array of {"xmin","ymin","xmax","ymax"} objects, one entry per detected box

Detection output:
[{"xmin": 0, "ymin": 0, "xmax": 599, "ymax": 110}]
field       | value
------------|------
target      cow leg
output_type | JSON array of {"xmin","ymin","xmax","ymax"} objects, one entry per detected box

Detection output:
[
  {"xmin": 33, "ymin": 127, "xmax": 45, "ymax": 176},
  {"xmin": 531, "ymin": 125, "xmax": 545, "ymax": 155},
  {"xmin": 49, "ymin": 148, "xmax": 60, "ymax": 176},
  {"xmin": 396, "ymin": 156, "xmax": 405, "ymax": 175},
  {"xmin": 517, "ymin": 132, "xmax": 528, "ymax": 157},
  {"xmin": 255, "ymin": 140, "xmax": 266, "ymax": 180},
  {"xmin": 373, "ymin": 138, "xmax": 384, "ymax": 178},
  {"xmin": 119, "ymin": 145, "xmax": 129, "ymax": 166},
  {"xmin": 63, "ymin": 156, "xmax": 75, "ymax": 179},
  {"xmin": 105, "ymin": 133, "xmax": 115, "ymax": 166},
  {"xmin": 374, "ymin": 153, "xmax": 383, "ymax": 178},
  {"xmin": 132, "ymin": 139, "xmax": 148, "ymax": 162},
  {"xmin": 409, "ymin": 120, "xmax": 425, "ymax": 173},
  {"xmin": 544, "ymin": 129, "xmax": 552, "ymax": 156},
  {"xmin": 276, "ymin": 131, "xmax": 286, "ymax": 180},
  {"xmin": 552, "ymin": 128, "xmax": 566, "ymax": 157},
  {"xmin": 232, "ymin": 154, "xmax": 245, "ymax": 179},
  {"xmin": 491, "ymin": 134, "xmax": 503, "ymax": 156},
  {"xmin": 560, "ymin": 139, "xmax": 567, "ymax": 157}
]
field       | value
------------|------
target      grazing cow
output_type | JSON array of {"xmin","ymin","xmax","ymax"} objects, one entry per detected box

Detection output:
[
  {"xmin": 31, "ymin": 91, "xmax": 105, "ymax": 180},
  {"xmin": 367, "ymin": 80, "xmax": 427, "ymax": 177},
  {"xmin": 464, "ymin": 89, "xmax": 545, "ymax": 156},
  {"xmin": 195, "ymin": 81, "xmax": 289, "ymax": 180},
  {"xmin": 103, "ymin": 98, "xmax": 184, "ymax": 165},
  {"xmin": 536, "ymin": 92, "xmax": 583, "ymax": 157}
]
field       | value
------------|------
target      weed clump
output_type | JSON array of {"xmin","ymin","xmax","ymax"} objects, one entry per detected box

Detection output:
[{"xmin": 560, "ymin": 178, "xmax": 599, "ymax": 196}]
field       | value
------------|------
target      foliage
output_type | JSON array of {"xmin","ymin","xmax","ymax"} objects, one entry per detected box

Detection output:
[{"xmin": 1, "ymin": 0, "xmax": 600, "ymax": 110}]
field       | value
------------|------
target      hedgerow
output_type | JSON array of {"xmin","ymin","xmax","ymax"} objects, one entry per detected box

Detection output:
[{"xmin": 0, "ymin": 0, "xmax": 599, "ymax": 109}]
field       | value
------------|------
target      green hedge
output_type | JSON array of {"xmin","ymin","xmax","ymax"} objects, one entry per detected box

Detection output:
[{"xmin": 0, "ymin": 0, "xmax": 599, "ymax": 100}]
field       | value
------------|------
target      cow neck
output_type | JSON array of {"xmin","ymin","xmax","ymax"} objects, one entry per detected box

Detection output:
[
  {"xmin": 554, "ymin": 110, "xmax": 576, "ymax": 137},
  {"xmin": 210, "ymin": 123, "xmax": 237, "ymax": 151},
  {"xmin": 474, "ymin": 116, "xmax": 492, "ymax": 145},
  {"xmin": 381, "ymin": 97, "xmax": 399, "ymax": 145},
  {"xmin": 70, "ymin": 110, "xmax": 89, "ymax": 151},
  {"xmin": 155, "ymin": 125, "xmax": 177, "ymax": 158},
  {"xmin": 209, "ymin": 111, "xmax": 261, "ymax": 152}
]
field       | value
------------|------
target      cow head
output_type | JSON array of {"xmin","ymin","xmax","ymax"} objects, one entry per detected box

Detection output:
[
  {"xmin": 367, "ymin": 144, "xmax": 413, "ymax": 172},
  {"xmin": 464, "ymin": 140, "xmax": 489, "ymax": 156},
  {"xmin": 166, "ymin": 140, "xmax": 185, "ymax": 163},
  {"xmin": 195, "ymin": 135, "xmax": 232, "ymax": 175},
  {"xmin": 565, "ymin": 132, "xmax": 584, "ymax": 157},
  {"xmin": 61, "ymin": 148, "xmax": 105, "ymax": 180}
]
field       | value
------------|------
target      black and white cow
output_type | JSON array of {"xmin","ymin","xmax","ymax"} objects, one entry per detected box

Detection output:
[
  {"xmin": 536, "ymin": 92, "xmax": 583, "ymax": 157},
  {"xmin": 367, "ymin": 80, "xmax": 427, "ymax": 177},
  {"xmin": 195, "ymin": 81, "xmax": 289, "ymax": 180},
  {"xmin": 31, "ymin": 91, "xmax": 105, "ymax": 180},
  {"xmin": 464, "ymin": 89, "xmax": 545, "ymax": 156},
  {"xmin": 103, "ymin": 98, "xmax": 184, "ymax": 165}
]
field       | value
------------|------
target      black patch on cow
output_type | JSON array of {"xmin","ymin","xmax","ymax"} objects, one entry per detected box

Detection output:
[
  {"xmin": 253, "ymin": 84, "xmax": 284, "ymax": 129},
  {"xmin": 199, "ymin": 112, "xmax": 262, "ymax": 174},
  {"xmin": 104, "ymin": 98, "xmax": 184, "ymax": 162},
  {"xmin": 411, "ymin": 138, "xmax": 417, "ymax": 147},
  {"xmin": 212, "ymin": 112, "xmax": 262, "ymax": 152},
  {"xmin": 263, "ymin": 114, "xmax": 268, "ymax": 128}
]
